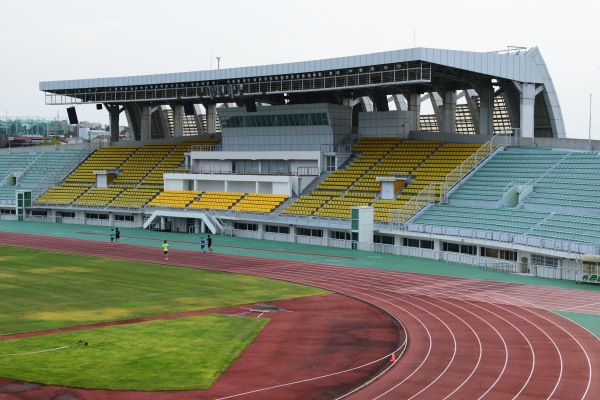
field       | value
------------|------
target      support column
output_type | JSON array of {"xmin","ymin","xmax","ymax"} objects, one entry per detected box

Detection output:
[
  {"xmin": 408, "ymin": 93, "xmax": 421, "ymax": 133},
  {"xmin": 106, "ymin": 104, "xmax": 123, "ymax": 142},
  {"xmin": 172, "ymin": 104, "xmax": 184, "ymax": 137},
  {"xmin": 205, "ymin": 103, "xmax": 217, "ymax": 135},
  {"xmin": 478, "ymin": 84, "xmax": 494, "ymax": 136},
  {"xmin": 124, "ymin": 104, "xmax": 140, "ymax": 141},
  {"xmin": 513, "ymin": 82, "xmax": 543, "ymax": 139},
  {"xmin": 442, "ymin": 90, "xmax": 457, "ymax": 133},
  {"xmin": 140, "ymin": 105, "xmax": 153, "ymax": 141}
]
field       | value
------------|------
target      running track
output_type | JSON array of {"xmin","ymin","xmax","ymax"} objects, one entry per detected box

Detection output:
[{"xmin": 2, "ymin": 232, "xmax": 599, "ymax": 399}]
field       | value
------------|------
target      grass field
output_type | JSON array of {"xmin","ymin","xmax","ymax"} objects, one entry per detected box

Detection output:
[{"xmin": 0, "ymin": 245, "xmax": 328, "ymax": 390}]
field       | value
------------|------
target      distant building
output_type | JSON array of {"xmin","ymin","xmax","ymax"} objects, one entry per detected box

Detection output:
[{"xmin": 10, "ymin": 135, "xmax": 46, "ymax": 147}]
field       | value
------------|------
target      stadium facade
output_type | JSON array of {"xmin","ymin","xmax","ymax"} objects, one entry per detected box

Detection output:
[{"xmin": 0, "ymin": 46, "xmax": 597, "ymax": 281}]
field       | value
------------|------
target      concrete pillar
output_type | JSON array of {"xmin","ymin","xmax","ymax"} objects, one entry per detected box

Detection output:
[
  {"xmin": 478, "ymin": 85, "xmax": 494, "ymax": 136},
  {"xmin": 155, "ymin": 107, "xmax": 170, "ymax": 139},
  {"xmin": 106, "ymin": 105, "xmax": 122, "ymax": 142},
  {"xmin": 160, "ymin": 216, "xmax": 166, "ymax": 230},
  {"xmin": 442, "ymin": 90, "xmax": 457, "ymax": 133},
  {"xmin": 140, "ymin": 105, "xmax": 153, "ymax": 141},
  {"xmin": 124, "ymin": 104, "xmax": 139, "ymax": 141},
  {"xmin": 514, "ymin": 82, "xmax": 541, "ymax": 139},
  {"xmin": 408, "ymin": 93, "xmax": 421, "ymax": 132},
  {"xmin": 172, "ymin": 104, "xmax": 184, "ymax": 137},
  {"xmin": 206, "ymin": 103, "xmax": 217, "ymax": 135}
]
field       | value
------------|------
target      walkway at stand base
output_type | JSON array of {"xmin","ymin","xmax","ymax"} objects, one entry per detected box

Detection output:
[
  {"xmin": 2, "ymin": 220, "xmax": 599, "ymax": 291},
  {"xmin": 1, "ymin": 221, "xmax": 600, "ymax": 399}
]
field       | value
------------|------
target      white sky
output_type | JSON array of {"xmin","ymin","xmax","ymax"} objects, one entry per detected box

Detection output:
[{"xmin": 1, "ymin": 0, "xmax": 598, "ymax": 139}]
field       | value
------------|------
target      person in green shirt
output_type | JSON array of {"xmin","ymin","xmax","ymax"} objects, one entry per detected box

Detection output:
[{"xmin": 162, "ymin": 240, "xmax": 170, "ymax": 260}]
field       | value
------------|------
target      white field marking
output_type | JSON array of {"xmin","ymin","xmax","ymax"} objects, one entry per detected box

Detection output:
[
  {"xmin": 415, "ymin": 280, "xmax": 570, "ymax": 400},
  {"xmin": 270, "ymin": 269, "xmax": 523, "ymax": 399},
  {"xmin": 464, "ymin": 288, "xmax": 595, "ymax": 399},
  {"xmin": 320, "ymin": 279, "xmax": 506, "ymax": 400},
  {"xmin": 216, "ymin": 291, "xmax": 411, "ymax": 400},
  {"xmin": 272, "ymin": 276, "xmax": 448, "ymax": 400},
  {"xmin": 0, "ymin": 342, "xmax": 81, "ymax": 357},
  {"xmin": 559, "ymin": 300, "xmax": 600, "ymax": 312},
  {"xmin": 191, "ymin": 258, "xmax": 572, "ymax": 398}
]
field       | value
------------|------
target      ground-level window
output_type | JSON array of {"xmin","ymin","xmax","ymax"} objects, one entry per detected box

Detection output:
[
  {"xmin": 86, "ymin": 213, "xmax": 109, "ymax": 220},
  {"xmin": 443, "ymin": 242, "xmax": 477, "ymax": 255},
  {"xmin": 234, "ymin": 222, "xmax": 258, "ymax": 231},
  {"xmin": 330, "ymin": 231, "xmax": 350, "ymax": 240},
  {"xmin": 265, "ymin": 225, "xmax": 290, "ymax": 234},
  {"xmin": 481, "ymin": 246, "xmax": 517, "ymax": 261},
  {"xmin": 530, "ymin": 254, "xmax": 559, "ymax": 268},
  {"xmin": 297, "ymin": 228, "xmax": 323, "ymax": 237},
  {"xmin": 374, "ymin": 235, "xmax": 395, "ymax": 245},
  {"xmin": 404, "ymin": 238, "xmax": 434, "ymax": 249}
]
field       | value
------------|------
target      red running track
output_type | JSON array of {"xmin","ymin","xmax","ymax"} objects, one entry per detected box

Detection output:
[{"xmin": 1, "ymin": 232, "xmax": 599, "ymax": 399}]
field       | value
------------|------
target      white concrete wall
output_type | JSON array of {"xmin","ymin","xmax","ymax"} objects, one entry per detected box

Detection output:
[
  {"xmin": 189, "ymin": 150, "xmax": 321, "ymax": 175},
  {"xmin": 164, "ymin": 173, "xmax": 294, "ymax": 196},
  {"xmin": 164, "ymin": 178, "xmax": 186, "ymax": 190}
]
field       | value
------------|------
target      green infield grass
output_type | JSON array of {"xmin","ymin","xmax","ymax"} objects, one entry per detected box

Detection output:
[
  {"xmin": 0, "ymin": 245, "xmax": 327, "ymax": 336},
  {"xmin": 0, "ymin": 245, "xmax": 328, "ymax": 390},
  {"xmin": 0, "ymin": 315, "xmax": 268, "ymax": 390}
]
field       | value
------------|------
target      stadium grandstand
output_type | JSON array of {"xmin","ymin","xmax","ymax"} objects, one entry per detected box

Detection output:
[{"xmin": 0, "ymin": 46, "xmax": 597, "ymax": 281}]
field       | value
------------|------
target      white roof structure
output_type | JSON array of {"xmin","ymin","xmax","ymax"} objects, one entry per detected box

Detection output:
[{"xmin": 39, "ymin": 46, "xmax": 565, "ymax": 139}]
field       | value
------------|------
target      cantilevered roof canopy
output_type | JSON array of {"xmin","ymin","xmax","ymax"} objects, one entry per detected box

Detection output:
[{"xmin": 39, "ymin": 46, "xmax": 565, "ymax": 138}]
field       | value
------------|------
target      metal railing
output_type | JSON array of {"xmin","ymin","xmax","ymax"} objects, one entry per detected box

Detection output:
[
  {"xmin": 30, "ymin": 142, "xmax": 99, "ymax": 201},
  {"xmin": 190, "ymin": 144, "xmax": 326, "ymax": 152},
  {"xmin": 221, "ymin": 228, "xmax": 580, "ymax": 280},
  {"xmin": 165, "ymin": 166, "xmax": 320, "ymax": 176},
  {"xmin": 386, "ymin": 134, "xmax": 505, "ymax": 226}
]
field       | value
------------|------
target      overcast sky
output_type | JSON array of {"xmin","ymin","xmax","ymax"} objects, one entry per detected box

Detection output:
[{"xmin": 1, "ymin": 0, "xmax": 598, "ymax": 139}]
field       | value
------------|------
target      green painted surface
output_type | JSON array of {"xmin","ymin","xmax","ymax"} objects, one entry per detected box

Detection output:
[{"xmin": 1, "ymin": 219, "xmax": 599, "ymax": 336}]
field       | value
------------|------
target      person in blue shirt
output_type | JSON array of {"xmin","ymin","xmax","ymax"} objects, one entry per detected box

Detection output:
[
  {"xmin": 200, "ymin": 236, "xmax": 206, "ymax": 252},
  {"xmin": 109, "ymin": 229, "xmax": 115, "ymax": 245}
]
